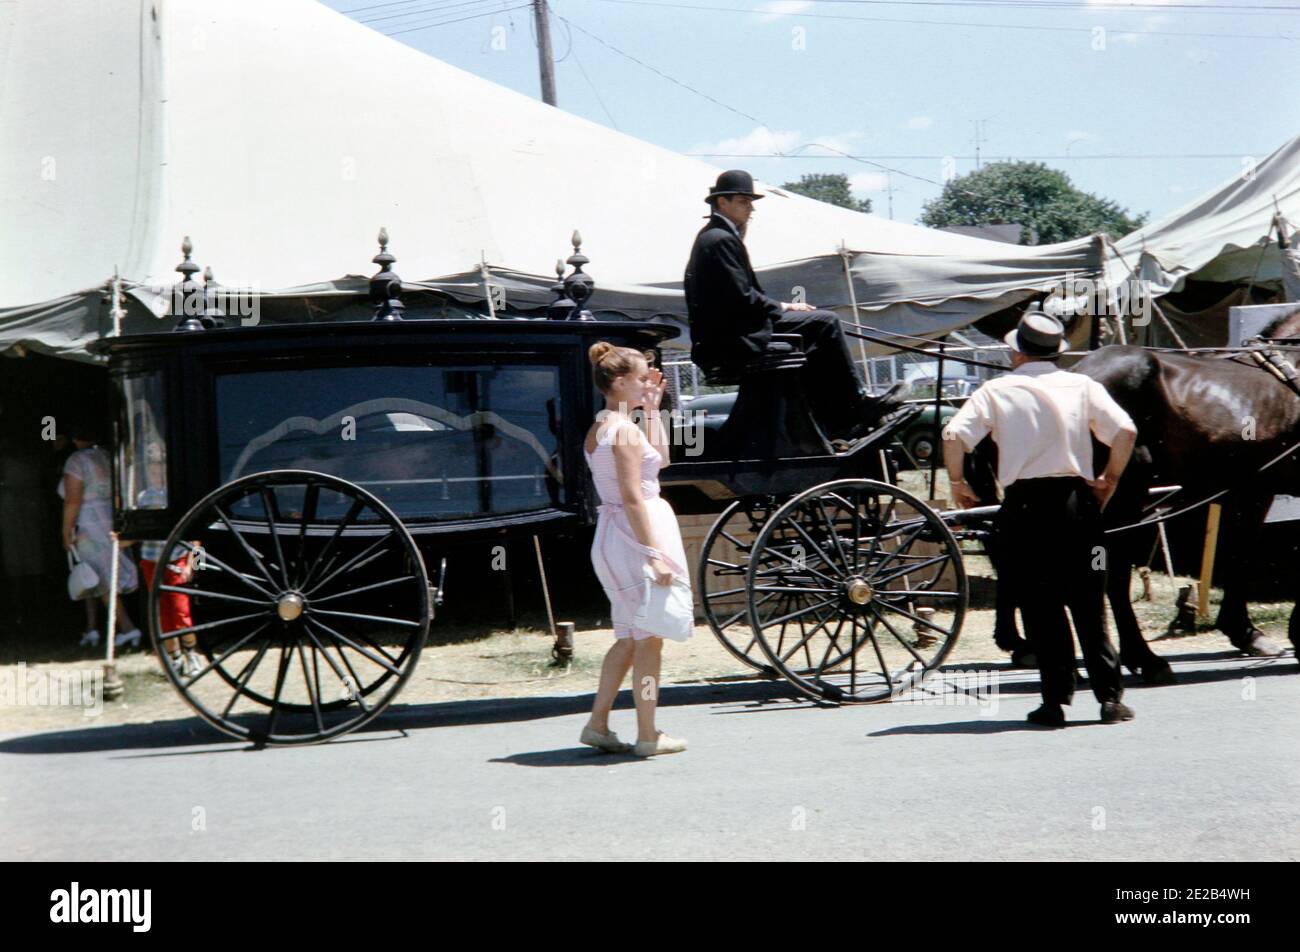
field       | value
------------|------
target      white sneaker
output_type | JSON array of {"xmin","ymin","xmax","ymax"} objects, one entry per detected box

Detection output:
[
  {"xmin": 579, "ymin": 725, "xmax": 632, "ymax": 753},
  {"xmin": 114, "ymin": 628, "xmax": 142, "ymax": 649},
  {"xmin": 79, "ymin": 629, "xmax": 101, "ymax": 648},
  {"xmin": 182, "ymin": 649, "xmax": 205, "ymax": 677},
  {"xmin": 633, "ymin": 731, "xmax": 688, "ymax": 758}
]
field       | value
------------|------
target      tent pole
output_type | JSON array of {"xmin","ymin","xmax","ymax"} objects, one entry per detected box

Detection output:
[
  {"xmin": 839, "ymin": 241, "xmax": 870, "ymax": 382},
  {"xmin": 1104, "ymin": 235, "xmax": 1190, "ymax": 348},
  {"xmin": 480, "ymin": 253, "xmax": 497, "ymax": 319}
]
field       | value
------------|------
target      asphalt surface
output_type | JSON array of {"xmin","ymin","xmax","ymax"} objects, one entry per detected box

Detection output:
[{"xmin": 2, "ymin": 651, "xmax": 1297, "ymax": 861}]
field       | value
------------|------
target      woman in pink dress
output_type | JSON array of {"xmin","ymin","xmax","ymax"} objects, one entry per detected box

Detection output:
[{"xmin": 580, "ymin": 342, "xmax": 691, "ymax": 758}]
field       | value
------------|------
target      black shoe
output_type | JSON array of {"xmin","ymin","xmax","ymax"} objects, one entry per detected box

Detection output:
[
  {"xmin": 1026, "ymin": 704, "xmax": 1066, "ymax": 728},
  {"xmin": 1100, "ymin": 701, "xmax": 1135, "ymax": 724}
]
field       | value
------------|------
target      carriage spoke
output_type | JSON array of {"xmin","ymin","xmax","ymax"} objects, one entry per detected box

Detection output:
[
  {"xmin": 179, "ymin": 623, "xmax": 269, "ymax": 688},
  {"xmin": 814, "ymin": 615, "xmax": 848, "ymax": 676},
  {"xmin": 307, "ymin": 607, "xmax": 423, "ymax": 629},
  {"xmin": 304, "ymin": 531, "xmax": 396, "ymax": 596},
  {"xmin": 297, "ymin": 642, "xmax": 325, "ymax": 734},
  {"xmin": 859, "ymin": 614, "xmax": 895, "ymax": 690},
  {"xmin": 306, "ymin": 619, "xmax": 404, "ymax": 677},
  {"xmin": 308, "ymin": 575, "xmax": 419, "ymax": 605},
  {"xmin": 263, "ymin": 644, "xmax": 294, "ymax": 738},
  {"xmin": 784, "ymin": 513, "xmax": 846, "ymax": 579},
  {"xmin": 757, "ymin": 594, "xmax": 839, "ymax": 630},
  {"xmin": 869, "ymin": 604, "xmax": 934, "ymax": 667},
  {"xmin": 158, "ymin": 585, "xmax": 271, "ymax": 608},
  {"xmin": 161, "ymin": 608, "xmax": 275, "ymax": 641},
  {"xmin": 177, "ymin": 541, "xmax": 277, "ymax": 599},
  {"xmin": 871, "ymin": 553, "xmax": 953, "ymax": 587},
  {"xmin": 303, "ymin": 626, "xmax": 370, "ymax": 713},
  {"xmin": 813, "ymin": 497, "xmax": 852, "ymax": 574},
  {"xmin": 259, "ymin": 487, "xmax": 292, "ymax": 589},
  {"xmin": 220, "ymin": 640, "xmax": 272, "ymax": 720},
  {"xmin": 872, "ymin": 598, "xmax": 954, "ymax": 637},
  {"xmin": 298, "ymin": 497, "xmax": 368, "ymax": 591},
  {"xmin": 213, "ymin": 504, "xmax": 281, "ymax": 590},
  {"xmin": 295, "ymin": 481, "xmax": 321, "ymax": 587}
]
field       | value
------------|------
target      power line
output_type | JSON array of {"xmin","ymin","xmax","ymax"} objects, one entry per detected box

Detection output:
[
  {"xmin": 582, "ymin": 0, "xmax": 1299, "ymax": 40},
  {"xmin": 383, "ymin": 3, "xmax": 532, "ymax": 34},
  {"xmin": 361, "ymin": 0, "xmax": 504, "ymax": 25},
  {"xmin": 552, "ymin": 13, "xmax": 767, "ymax": 124}
]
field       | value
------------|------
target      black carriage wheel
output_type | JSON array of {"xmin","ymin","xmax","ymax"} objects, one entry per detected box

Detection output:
[
  {"xmin": 698, "ymin": 496, "xmax": 782, "ymax": 676},
  {"xmin": 745, "ymin": 479, "xmax": 966, "ymax": 704},
  {"xmin": 149, "ymin": 470, "xmax": 430, "ymax": 745}
]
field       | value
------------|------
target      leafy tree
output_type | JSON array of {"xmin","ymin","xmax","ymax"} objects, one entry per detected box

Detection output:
[
  {"xmin": 919, "ymin": 162, "xmax": 1146, "ymax": 244},
  {"xmin": 781, "ymin": 173, "xmax": 872, "ymax": 214}
]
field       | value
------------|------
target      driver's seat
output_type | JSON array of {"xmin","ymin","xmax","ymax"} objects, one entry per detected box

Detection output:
[{"xmin": 697, "ymin": 334, "xmax": 832, "ymax": 459}]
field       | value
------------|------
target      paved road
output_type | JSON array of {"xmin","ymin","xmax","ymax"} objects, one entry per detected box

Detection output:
[{"xmin": 2, "ymin": 652, "xmax": 1297, "ymax": 861}]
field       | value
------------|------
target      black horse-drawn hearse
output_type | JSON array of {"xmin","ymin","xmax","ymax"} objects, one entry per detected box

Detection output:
[{"xmin": 94, "ymin": 233, "xmax": 971, "ymax": 745}]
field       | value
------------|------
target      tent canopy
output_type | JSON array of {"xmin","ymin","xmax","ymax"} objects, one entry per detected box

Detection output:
[
  {"xmin": 1, "ymin": 0, "xmax": 1111, "ymax": 360},
  {"xmin": 1105, "ymin": 133, "xmax": 1300, "ymax": 298}
]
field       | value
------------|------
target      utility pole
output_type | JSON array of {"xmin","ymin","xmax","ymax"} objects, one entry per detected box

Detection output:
[
  {"xmin": 972, "ymin": 119, "xmax": 988, "ymax": 170},
  {"xmin": 533, "ymin": 0, "xmax": 557, "ymax": 106},
  {"xmin": 885, "ymin": 172, "xmax": 895, "ymax": 220}
]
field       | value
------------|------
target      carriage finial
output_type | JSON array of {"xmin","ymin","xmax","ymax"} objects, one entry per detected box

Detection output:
[
  {"xmin": 370, "ymin": 227, "xmax": 404, "ymax": 321},
  {"xmin": 170, "ymin": 236, "xmax": 206, "ymax": 332},
  {"xmin": 201, "ymin": 265, "xmax": 226, "ymax": 329},
  {"xmin": 564, "ymin": 230, "xmax": 595, "ymax": 321}
]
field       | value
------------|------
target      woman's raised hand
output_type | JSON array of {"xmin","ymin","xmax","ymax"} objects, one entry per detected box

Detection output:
[{"xmin": 643, "ymin": 369, "xmax": 667, "ymax": 411}]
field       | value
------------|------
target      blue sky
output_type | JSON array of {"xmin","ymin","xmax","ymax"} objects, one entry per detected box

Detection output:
[{"xmin": 324, "ymin": 0, "xmax": 1300, "ymax": 230}]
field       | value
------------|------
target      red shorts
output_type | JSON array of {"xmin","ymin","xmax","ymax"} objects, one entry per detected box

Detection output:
[{"xmin": 140, "ymin": 559, "xmax": 194, "ymax": 638}]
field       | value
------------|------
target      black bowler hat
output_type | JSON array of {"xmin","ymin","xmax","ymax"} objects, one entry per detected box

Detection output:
[
  {"xmin": 706, "ymin": 169, "xmax": 764, "ymax": 202},
  {"xmin": 1005, "ymin": 303, "xmax": 1069, "ymax": 356}
]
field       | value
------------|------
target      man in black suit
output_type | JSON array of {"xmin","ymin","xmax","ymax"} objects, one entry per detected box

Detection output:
[{"xmin": 684, "ymin": 169, "xmax": 903, "ymax": 443}]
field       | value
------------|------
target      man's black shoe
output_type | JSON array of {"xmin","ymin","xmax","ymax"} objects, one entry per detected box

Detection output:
[
  {"xmin": 1100, "ymin": 701, "xmax": 1135, "ymax": 724},
  {"xmin": 1026, "ymin": 704, "xmax": 1066, "ymax": 727}
]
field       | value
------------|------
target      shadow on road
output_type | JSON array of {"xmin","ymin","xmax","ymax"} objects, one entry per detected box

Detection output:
[
  {"xmin": 0, "ymin": 679, "xmax": 794, "ymax": 756},
  {"xmin": 489, "ymin": 747, "xmax": 644, "ymax": 768}
]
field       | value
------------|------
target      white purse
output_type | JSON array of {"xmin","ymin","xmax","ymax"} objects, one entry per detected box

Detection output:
[
  {"xmin": 633, "ymin": 566, "xmax": 695, "ymax": 642},
  {"xmin": 67, "ymin": 546, "xmax": 100, "ymax": 600}
]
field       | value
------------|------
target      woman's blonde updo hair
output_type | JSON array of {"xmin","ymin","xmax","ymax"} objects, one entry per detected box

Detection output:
[{"xmin": 588, "ymin": 341, "xmax": 647, "ymax": 394}]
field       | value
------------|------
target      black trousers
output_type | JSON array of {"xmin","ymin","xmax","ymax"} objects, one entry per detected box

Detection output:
[
  {"xmin": 997, "ymin": 477, "xmax": 1124, "ymax": 707},
  {"xmin": 773, "ymin": 309, "xmax": 869, "ymax": 437}
]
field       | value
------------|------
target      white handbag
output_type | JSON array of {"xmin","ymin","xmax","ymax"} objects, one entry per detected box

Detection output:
[
  {"xmin": 67, "ymin": 546, "xmax": 100, "ymax": 600},
  {"xmin": 633, "ymin": 563, "xmax": 695, "ymax": 642}
]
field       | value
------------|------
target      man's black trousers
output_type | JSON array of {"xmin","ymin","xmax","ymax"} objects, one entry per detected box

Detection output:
[
  {"xmin": 772, "ymin": 309, "xmax": 869, "ymax": 437},
  {"xmin": 996, "ymin": 476, "xmax": 1124, "ymax": 707}
]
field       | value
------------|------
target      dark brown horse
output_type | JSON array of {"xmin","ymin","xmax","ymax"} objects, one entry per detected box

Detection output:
[{"xmin": 977, "ymin": 309, "xmax": 1300, "ymax": 682}]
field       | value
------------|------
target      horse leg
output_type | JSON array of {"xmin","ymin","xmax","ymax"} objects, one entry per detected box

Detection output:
[
  {"xmin": 1107, "ymin": 541, "xmax": 1175, "ymax": 685},
  {"xmin": 1213, "ymin": 494, "xmax": 1288, "ymax": 657},
  {"xmin": 985, "ymin": 529, "xmax": 1034, "ymax": 666}
]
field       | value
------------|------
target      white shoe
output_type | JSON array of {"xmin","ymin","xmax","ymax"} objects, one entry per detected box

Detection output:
[
  {"xmin": 79, "ymin": 629, "xmax": 101, "ymax": 648},
  {"xmin": 579, "ymin": 725, "xmax": 632, "ymax": 753},
  {"xmin": 633, "ymin": 731, "xmax": 688, "ymax": 758},
  {"xmin": 182, "ymin": 649, "xmax": 205, "ymax": 677},
  {"xmin": 114, "ymin": 628, "xmax": 142, "ymax": 649}
]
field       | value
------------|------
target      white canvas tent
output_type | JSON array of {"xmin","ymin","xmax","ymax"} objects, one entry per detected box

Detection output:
[
  {"xmin": 1, "ymin": 0, "xmax": 1104, "ymax": 361},
  {"xmin": 1104, "ymin": 133, "xmax": 1300, "ymax": 301}
]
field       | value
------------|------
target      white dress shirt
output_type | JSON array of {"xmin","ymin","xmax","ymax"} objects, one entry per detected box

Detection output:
[{"xmin": 943, "ymin": 362, "xmax": 1135, "ymax": 488}]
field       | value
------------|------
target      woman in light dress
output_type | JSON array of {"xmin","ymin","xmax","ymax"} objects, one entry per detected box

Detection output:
[
  {"xmin": 58, "ymin": 423, "xmax": 142, "ymax": 649},
  {"xmin": 580, "ymin": 342, "xmax": 691, "ymax": 758}
]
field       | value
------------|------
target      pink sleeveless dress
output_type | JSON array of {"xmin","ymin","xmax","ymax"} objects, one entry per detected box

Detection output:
[{"xmin": 585, "ymin": 416, "xmax": 692, "ymax": 641}]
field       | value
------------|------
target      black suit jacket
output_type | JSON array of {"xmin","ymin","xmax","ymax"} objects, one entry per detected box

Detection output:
[{"xmin": 684, "ymin": 214, "xmax": 784, "ymax": 370}]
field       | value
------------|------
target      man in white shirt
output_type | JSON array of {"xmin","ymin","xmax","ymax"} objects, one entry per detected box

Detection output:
[{"xmin": 942, "ymin": 308, "xmax": 1139, "ymax": 727}]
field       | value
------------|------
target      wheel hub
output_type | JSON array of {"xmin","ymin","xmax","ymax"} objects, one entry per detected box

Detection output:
[
  {"xmin": 276, "ymin": 591, "xmax": 305, "ymax": 622},
  {"xmin": 845, "ymin": 578, "xmax": 874, "ymax": 605}
]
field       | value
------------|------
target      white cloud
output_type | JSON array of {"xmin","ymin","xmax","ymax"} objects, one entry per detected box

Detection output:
[
  {"xmin": 688, "ymin": 127, "xmax": 804, "ymax": 157},
  {"xmin": 758, "ymin": 1, "xmax": 812, "ymax": 22},
  {"xmin": 849, "ymin": 172, "xmax": 889, "ymax": 193},
  {"xmin": 904, "ymin": 116, "xmax": 932, "ymax": 131}
]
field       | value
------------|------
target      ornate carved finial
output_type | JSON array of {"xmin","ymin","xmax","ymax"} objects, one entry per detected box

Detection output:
[
  {"xmin": 564, "ymin": 230, "xmax": 595, "ymax": 321},
  {"xmin": 171, "ymin": 235, "xmax": 205, "ymax": 332},
  {"xmin": 201, "ymin": 265, "xmax": 225, "ymax": 328},
  {"xmin": 370, "ymin": 227, "xmax": 404, "ymax": 322}
]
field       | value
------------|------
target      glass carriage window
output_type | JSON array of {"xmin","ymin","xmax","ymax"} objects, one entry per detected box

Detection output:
[
  {"xmin": 214, "ymin": 363, "xmax": 563, "ymax": 521},
  {"xmin": 119, "ymin": 373, "xmax": 169, "ymax": 510}
]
